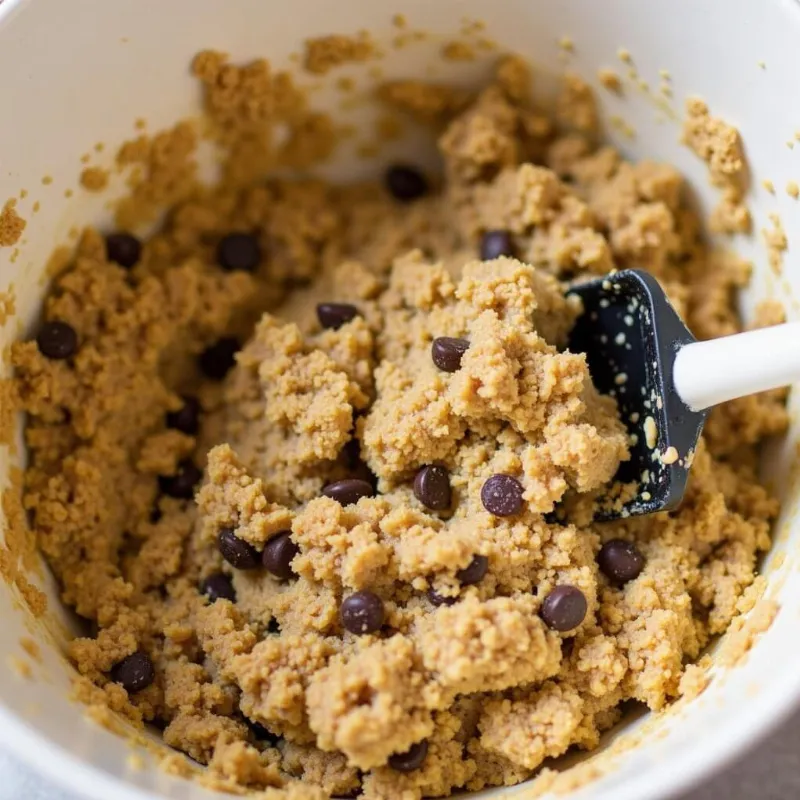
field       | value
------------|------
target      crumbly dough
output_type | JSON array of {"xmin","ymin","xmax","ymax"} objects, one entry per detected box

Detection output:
[
  {"xmin": 0, "ymin": 198, "xmax": 26, "ymax": 247},
  {"xmin": 7, "ymin": 53, "xmax": 786, "ymax": 799},
  {"xmin": 303, "ymin": 34, "xmax": 376, "ymax": 75},
  {"xmin": 79, "ymin": 166, "xmax": 110, "ymax": 192},
  {"xmin": 681, "ymin": 97, "xmax": 751, "ymax": 234}
]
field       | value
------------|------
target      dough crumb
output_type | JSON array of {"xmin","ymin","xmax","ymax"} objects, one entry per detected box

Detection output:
[
  {"xmin": 556, "ymin": 72, "xmax": 598, "ymax": 135},
  {"xmin": 80, "ymin": 166, "xmax": 109, "ymax": 192},
  {"xmin": 303, "ymin": 34, "xmax": 375, "ymax": 75},
  {"xmin": 442, "ymin": 41, "xmax": 476, "ymax": 62},
  {"xmin": 598, "ymin": 69, "xmax": 623, "ymax": 94},
  {"xmin": 0, "ymin": 199, "xmax": 26, "ymax": 247},
  {"xmin": 0, "ymin": 284, "xmax": 16, "ymax": 326},
  {"xmin": 661, "ymin": 446, "xmax": 678, "ymax": 465},
  {"xmin": 763, "ymin": 213, "xmax": 788, "ymax": 274},
  {"xmin": 678, "ymin": 663, "xmax": 710, "ymax": 701},
  {"xmin": 378, "ymin": 80, "xmax": 472, "ymax": 125},
  {"xmin": 682, "ymin": 97, "xmax": 751, "ymax": 234}
]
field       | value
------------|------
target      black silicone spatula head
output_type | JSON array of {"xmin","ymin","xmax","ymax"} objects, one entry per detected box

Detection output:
[{"xmin": 568, "ymin": 269, "xmax": 708, "ymax": 520}]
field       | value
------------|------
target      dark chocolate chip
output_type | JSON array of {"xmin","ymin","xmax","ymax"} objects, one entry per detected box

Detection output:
[
  {"xmin": 456, "ymin": 555, "xmax": 488, "ymax": 586},
  {"xmin": 540, "ymin": 585, "xmax": 588, "ymax": 632},
  {"xmin": 322, "ymin": 478, "xmax": 374, "ymax": 506},
  {"xmin": 199, "ymin": 337, "xmax": 239, "ymax": 380},
  {"xmin": 597, "ymin": 539, "xmax": 645, "ymax": 585},
  {"xmin": 262, "ymin": 531, "xmax": 299, "ymax": 580},
  {"xmin": 481, "ymin": 474, "xmax": 524, "ymax": 517},
  {"xmin": 385, "ymin": 164, "xmax": 429, "ymax": 202},
  {"xmin": 217, "ymin": 233, "xmax": 262, "ymax": 272},
  {"xmin": 36, "ymin": 321, "xmax": 77, "ymax": 360},
  {"xmin": 217, "ymin": 528, "xmax": 260, "ymax": 570},
  {"xmin": 431, "ymin": 337, "xmax": 469, "ymax": 372},
  {"xmin": 111, "ymin": 652, "xmax": 155, "ymax": 694},
  {"xmin": 480, "ymin": 230, "xmax": 515, "ymax": 261},
  {"xmin": 317, "ymin": 302, "xmax": 360, "ymax": 330},
  {"xmin": 413, "ymin": 465, "xmax": 451, "ymax": 511},
  {"xmin": 200, "ymin": 573, "xmax": 236, "ymax": 603},
  {"xmin": 427, "ymin": 588, "xmax": 458, "ymax": 607},
  {"xmin": 340, "ymin": 591, "xmax": 384, "ymax": 634},
  {"xmin": 105, "ymin": 232, "xmax": 142, "ymax": 269},
  {"xmin": 166, "ymin": 395, "xmax": 201, "ymax": 435},
  {"xmin": 388, "ymin": 739, "xmax": 429, "ymax": 772},
  {"xmin": 158, "ymin": 459, "xmax": 202, "ymax": 500}
]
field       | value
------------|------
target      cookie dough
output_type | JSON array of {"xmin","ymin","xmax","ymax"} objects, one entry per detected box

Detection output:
[{"xmin": 9, "ymin": 52, "xmax": 785, "ymax": 799}]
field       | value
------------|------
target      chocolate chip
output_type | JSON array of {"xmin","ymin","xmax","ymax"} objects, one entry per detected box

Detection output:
[
  {"xmin": 105, "ymin": 232, "xmax": 142, "ymax": 269},
  {"xmin": 480, "ymin": 230, "xmax": 515, "ymax": 261},
  {"xmin": 166, "ymin": 395, "xmax": 201, "ymax": 435},
  {"xmin": 431, "ymin": 337, "xmax": 469, "ymax": 372},
  {"xmin": 540, "ymin": 585, "xmax": 588, "ymax": 632},
  {"xmin": 456, "ymin": 555, "xmax": 488, "ymax": 586},
  {"xmin": 413, "ymin": 465, "xmax": 451, "ymax": 511},
  {"xmin": 262, "ymin": 531, "xmax": 299, "ymax": 580},
  {"xmin": 322, "ymin": 478, "xmax": 374, "ymax": 506},
  {"xmin": 200, "ymin": 573, "xmax": 236, "ymax": 603},
  {"xmin": 385, "ymin": 164, "xmax": 429, "ymax": 202},
  {"xmin": 481, "ymin": 474, "xmax": 524, "ymax": 517},
  {"xmin": 217, "ymin": 233, "xmax": 262, "ymax": 272},
  {"xmin": 317, "ymin": 303, "xmax": 360, "ymax": 330},
  {"xmin": 199, "ymin": 337, "xmax": 239, "ymax": 380},
  {"xmin": 36, "ymin": 321, "xmax": 78, "ymax": 360},
  {"xmin": 158, "ymin": 459, "xmax": 202, "ymax": 499},
  {"xmin": 218, "ymin": 528, "xmax": 261, "ymax": 570},
  {"xmin": 597, "ymin": 539, "xmax": 645, "ymax": 585},
  {"xmin": 388, "ymin": 739, "xmax": 429, "ymax": 772},
  {"xmin": 111, "ymin": 652, "xmax": 155, "ymax": 694},
  {"xmin": 427, "ymin": 588, "xmax": 458, "ymax": 607},
  {"xmin": 340, "ymin": 591, "xmax": 384, "ymax": 634}
]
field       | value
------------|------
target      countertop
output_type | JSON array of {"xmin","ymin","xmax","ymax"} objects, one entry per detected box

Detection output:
[{"xmin": 1, "ymin": 707, "xmax": 798, "ymax": 800}]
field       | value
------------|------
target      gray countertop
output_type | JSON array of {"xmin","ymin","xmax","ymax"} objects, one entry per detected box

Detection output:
[{"xmin": 1, "ymin": 708, "xmax": 798, "ymax": 800}]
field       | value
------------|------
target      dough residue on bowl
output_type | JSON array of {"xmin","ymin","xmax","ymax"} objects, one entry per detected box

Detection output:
[{"xmin": 2, "ymin": 47, "xmax": 788, "ymax": 800}]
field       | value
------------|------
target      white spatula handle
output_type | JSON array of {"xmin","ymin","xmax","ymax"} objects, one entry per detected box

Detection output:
[{"xmin": 673, "ymin": 322, "xmax": 800, "ymax": 412}]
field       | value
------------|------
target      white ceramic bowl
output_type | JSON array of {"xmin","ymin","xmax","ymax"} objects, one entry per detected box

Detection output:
[{"xmin": 1, "ymin": 1, "xmax": 800, "ymax": 799}]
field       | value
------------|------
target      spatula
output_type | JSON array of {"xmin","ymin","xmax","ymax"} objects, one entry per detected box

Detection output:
[{"xmin": 568, "ymin": 269, "xmax": 799, "ymax": 520}]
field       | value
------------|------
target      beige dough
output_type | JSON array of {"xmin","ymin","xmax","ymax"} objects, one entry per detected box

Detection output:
[{"xmin": 6, "ymin": 50, "xmax": 786, "ymax": 799}]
